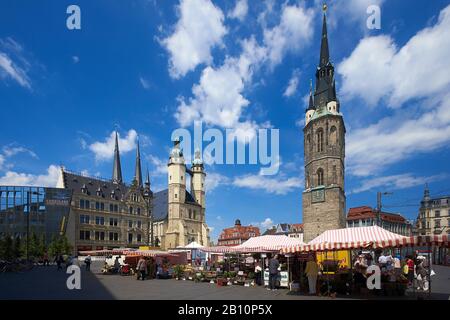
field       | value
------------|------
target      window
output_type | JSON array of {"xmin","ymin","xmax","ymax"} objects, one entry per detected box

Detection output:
[
  {"xmin": 129, "ymin": 207, "xmax": 133, "ymax": 215},
  {"xmin": 109, "ymin": 204, "xmax": 114, "ymax": 212},
  {"xmin": 317, "ymin": 129, "xmax": 324, "ymax": 152},
  {"xmin": 109, "ymin": 218, "xmax": 118, "ymax": 226},
  {"xmin": 188, "ymin": 209, "xmax": 192, "ymax": 219},
  {"xmin": 95, "ymin": 202, "xmax": 100, "ymax": 210},
  {"xmin": 137, "ymin": 234, "xmax": 142, "ymax": 242},
  {"xmin": 114, "ymin": 204, "xmax": 118, "ymax": 212},
  {"xmin": 100, "ymin": 202, "xmax": 105, "ymax": 211},
  {"xmin": 80, "ymin": 215, "xmax": 90, "ymax": 224},
  {"xmin": 128, "ymin": 220, "xmax": 133, "ymax": 228},
  {"xmin": 80, "ymin": 199, "xmax": 85, "ymax": 209},
  {"xmin": 137, "ymin": 208, "xmax": 141, "ymax": 216},
  {"xmin": 137, "ymin": 220, "xmax": 142, "ymax": 229},
  {"xmin": 435, "ymin": 220, "xmax": 441, "ymax": 228},
  {"xmin": 80, "ymin": 230, "xmax": 90, "ymax": 240},
  {"xmin": 109, "ymin": 232, "xmax": 119, "ymax": 241},
  {"xmin": 128, "ymin": 233, "xmax": 133, "ymax": 243},
  {"xmin": 330, "ymin": 126, "xmax": 337, "ymax": 144},
  {"xmin": 317, "ymin": 168, "xmax": 324, "ymax": 186},
  {"xmin": 85, "ymin": 200, "xmax": 90, "ymax": 209},
  {"xmin": 175, "ymin": 194, "xmax": 178, "ymax": 199},
  {"xmin": 95, "ymin": 216, "xmax": 104, "ymax": 225},
  {"xmin": 435, "ymin": 210, "xmax": 440, "ymax": 218}
]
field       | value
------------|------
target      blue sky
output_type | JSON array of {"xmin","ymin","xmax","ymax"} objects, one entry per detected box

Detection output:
[{"xmin": 1, "ymin": 0, "xmax": 450, "ymax": 241}]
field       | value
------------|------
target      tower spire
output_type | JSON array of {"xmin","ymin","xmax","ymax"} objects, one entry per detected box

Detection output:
[
  {"xmin": 145, "ymin": 165, "xmax": 150, "ymax": 188},
  {"xmin": 134, "ymin": 136, "xmax": 143, "ymax": 187},
  {"xmin": 307, "ymin": 79, "xmax": 314, "ymax": 111},
  {"xmin": 319, "ymin": 4, "xmax": 330, "ymax": 67},
  {"xmin": 112, "ymin": 130, "xmax": 123, "ymax": 184}
]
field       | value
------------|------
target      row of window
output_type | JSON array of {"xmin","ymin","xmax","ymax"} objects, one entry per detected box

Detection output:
[
  {"xmin": 79, "ymin": 230, "xmax": 143, "ymax": 242},
  {"xmin": 422, "ymin": 219, "xmax": 450, "ymax": 229},
  {"xmin": 79, "ymin": 215, "xmax": 143, "ymax": 228},
  {"xmin": 79, "ymin": 199, "xmax": 147, "ymax": 216}
]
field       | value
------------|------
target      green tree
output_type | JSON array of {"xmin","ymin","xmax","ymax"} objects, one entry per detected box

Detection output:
[
  {"xmin": 13, "ymin": 236, "xmax": 23, "ymax": 259},
  {"xmin": 38, "ymin": 234, "xmax": 47, "ymax": 257}
]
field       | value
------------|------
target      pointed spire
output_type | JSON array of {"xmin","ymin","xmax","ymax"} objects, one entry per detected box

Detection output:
[
  {"xmin": 145, "ymin": 166, "xmax": 150, "ymax": 188},
  {"xmin": 134, "ymin": 137, "xmax": 143, "ymax": 187},
  {"xmin": 319, "ymin": 4, "xmax": 330, "ymax": 67},
  {"xmin": 307, "ymin": 79, "xmax": 315, "ymax": 111},
  {"xmin": 423, "ymin": 183, "xmax": 430, "ymax": 200},
  {"xmin": 112, "ymin": 131, "xmax": 123, "ymax": 184}
]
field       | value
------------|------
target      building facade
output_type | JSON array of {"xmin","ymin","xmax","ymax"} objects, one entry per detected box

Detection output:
[
  {"xmin": 218, "ymin": 219, "xmax": 260, "ymax": 246},
  {"xmin": 302, "ymin": 9, "xmax": 346, "ymax": 242},
  {"xmin": 346, "ymin": 206, "xmax": 412, "ymax": 236},
  {"xmin": 416, "ymin": 185, "xmax": 450, "ymax": 236},
  {"xmin": 0, "ymin": 186, "xmax": 72, "ymax": 244},
  {"xmin": 58, "ymin": 133, "xmax": 209, "ymax": 252},
  {"xmin": 262, "ymin": 223, "xmax": 304, "ymax": 242}
]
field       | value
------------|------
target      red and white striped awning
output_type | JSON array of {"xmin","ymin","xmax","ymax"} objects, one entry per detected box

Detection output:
[
  {"xmin": 79, "ymin": 249, "xmax": 127, "ymax": 256},
  {"xmin": 123, "ymin": 250, "xmax": 178, "ymax": 257},
  {"xmin": 281, "ymin": 226, "xmax": 450, "ymax": 253},
  {"xmin": 201, "ymin": 235, "xmax": 305, "ymax": 254}
]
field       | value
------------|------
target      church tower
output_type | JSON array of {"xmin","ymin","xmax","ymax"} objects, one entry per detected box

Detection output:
[
  {"xmin": 165, "ymin": 139, "xmax": 187, "ymax": 248},
  {"xmin": 191, "ymin": 149, "xmax": 206, "ymax": 209},
  {"xmin": 302, "ymin": 6, "xmax": 346, "ymax": 242}
]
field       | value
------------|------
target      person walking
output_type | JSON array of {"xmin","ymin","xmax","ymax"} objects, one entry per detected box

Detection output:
[
  {"xmin": 84, "ymin": 255, "xmax": 92, "ymax": 271},
  {"xmin": 43, "ymin": 252, "xmax": 49, "ymax": 267},
  {"xmin": 406, "ymin": 256, "xmax": 415, "ymax": 287},
  {"xmin": 137, "ymin": 257, "xmax": 147, "ymax": 281},
  {"xmin": 268, "ymin": 254, "xmax": 280, "ymax": 291},
  {"xmin": 305, "ymin": 255, "xmax": 319, "ymax": 295},
  {"xmin": 55, "ymin": 254, "xmax": 63, "ymax": 271}
]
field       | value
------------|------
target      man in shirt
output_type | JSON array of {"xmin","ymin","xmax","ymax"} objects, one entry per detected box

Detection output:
[
  {"xmin": 268, "ymin": 254, "xmax": 280, "ymax": 291},
  {"xmin": 305, "ymin": 255, "xmax": 319, "ymax": 295}
]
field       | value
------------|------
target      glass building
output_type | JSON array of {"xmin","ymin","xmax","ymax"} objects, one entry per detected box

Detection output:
[{"xmin": 0, "ymin": 186, "xmax": 72, "ymax": 244}]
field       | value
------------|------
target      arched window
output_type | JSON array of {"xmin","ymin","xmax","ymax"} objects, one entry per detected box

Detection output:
[
  {"xmin": 317, "ymin": 168, "xmax": 324, "ymax": 186},
  {"xmin": 330, "ymin": 126, "xmax": 337, "ymax": 145},
  {"xmin": 306, "ymin": 134, "xmax": 311, "ymax": 151},
  {"xmin": 317, "ymin": 129, "xmax": 324, "ymax": 152}
]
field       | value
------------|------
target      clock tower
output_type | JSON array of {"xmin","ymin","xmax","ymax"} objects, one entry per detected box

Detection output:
[{"xmin": 302, "ymin": 7, "xmax": 346, "ymax": 242}]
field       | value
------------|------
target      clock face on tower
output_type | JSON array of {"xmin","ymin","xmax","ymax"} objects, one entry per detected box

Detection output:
[{"xmin": 311, "ymin": 188, "xmax": 325, "ymax": 203}]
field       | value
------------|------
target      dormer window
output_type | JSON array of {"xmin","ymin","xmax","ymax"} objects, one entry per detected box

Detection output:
[{"xmin": 81, "ymin": 184, "xmax": 88, "ymax": 194}]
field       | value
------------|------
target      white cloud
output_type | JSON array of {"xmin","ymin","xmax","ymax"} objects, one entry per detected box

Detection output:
[
  {"xmin": 2, "ymin": 145, "xmax": 38, "ymax": 159},
  {"xmin": 175, "ymin": 3, "xmax": 314, "ymax": 137},
  {"xmin": 283, "ymin": 69, "xmax": 300, "ymax": 97},
  {"xmin": 233, "ymin": 174, "xmax": 301, "ymax": 195},
  {"xmin": 351, "ymin": 173, "xmax": 445, "ymax": 194},
  {"xmin": 147, "ymin": 155, "xmax": 168, "ymax": 176},
  {"xmin": 260, "ymin": 218, "xmax": 274, "ymax": 229},
  {"xmin": 72, "ymin": 56, "xmax": 79, "ymax": 63},
  {"xmin": 347, "ymin": 93, "xmax": 450, "ymax": 176},
  {"xmin": 341, "ymin": 6, "xmax": 450, "ymax": 176},
  {"xmin": 0, "ymin": 154, "xmax": 4, "ymax": 170},
  {"xmin": 263, "ymin": 4, "xmax": 314, "ymax": 67},
  {"xmin": 205, "ymin": 172, "xmax": 230, "ymax": 193},
  {"xmin": 0, "ymin": 165, "xmax": 60, "ymax": 187},
  {"xmin": 338, "ymin": 5, "xmax": 450, "ymax": 107},
  {"xmin": 0, "ymin": 52, "xmax": 31, "ymax": 89},
  {"xmin": 161, "ymin": 0, "xmax": 227, "ymax": 78},
  {"xmin": 88, "ymin": 130, "xmax": 138, "ymax": 161},
  {"xmin": 139, "ymin": 76, "xmax": 151, "ymax": 89},
  {"xmin": 228, "ymin": 0, "xmax": 248, "ymax": 21}
]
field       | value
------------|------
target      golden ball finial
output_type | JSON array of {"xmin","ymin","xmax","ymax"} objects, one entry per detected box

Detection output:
[{"xmin": 323, "ymin": 3, "xmax": 328, "ymax": 12}]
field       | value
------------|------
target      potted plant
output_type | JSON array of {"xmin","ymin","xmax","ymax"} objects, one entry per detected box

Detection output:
[{"xmin": 173, "ymin": 265, "xmax": 185, "ymax": 280}]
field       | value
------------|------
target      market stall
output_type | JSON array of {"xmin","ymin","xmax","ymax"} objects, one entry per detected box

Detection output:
[
  {"xmin": 281, "ymin": 226, "xmax": 450, "ymax": 297},
  {"xmin": 200, "ymin": 235, "xmax": 306, "ymax": 288}
]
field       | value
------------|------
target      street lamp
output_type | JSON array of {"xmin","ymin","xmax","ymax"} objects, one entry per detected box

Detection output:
[{"xmin": 376, "ymin": 191, "xmax": 393, "ymax": 227}]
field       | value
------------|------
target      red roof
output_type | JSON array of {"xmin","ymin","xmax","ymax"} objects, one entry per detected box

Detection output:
[{"xmin": 347, "ymin": 206, "xmax": 407, "ymax": 223}]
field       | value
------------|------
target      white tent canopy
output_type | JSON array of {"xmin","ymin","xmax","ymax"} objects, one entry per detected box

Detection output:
[
  {"xmin": 176, "ymin": 241, "xmax": 205, "ymax": 250},
  {"xmin": 201, "ymin": 235, "xmax": 305, "ymax": 253}
]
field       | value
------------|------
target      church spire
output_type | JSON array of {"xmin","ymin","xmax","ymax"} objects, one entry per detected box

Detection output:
[
  {"xmin": 112, "ymin": 131, "xmax": 123, "ymax": 184},
  {"xmin": 319, "ymin": 4, "xmax": 330, "ymax": 67},
  {"xmin": 145, "ymin": 166, "xmax": 150, "ymax": 188},
  {"xmin": 314, "ymin": 4, "xmax": 336, "ymax": 108},
  {"xmin": 307, "ymin": 79, "xmax": 315, "ymax": 111},
  {"xmin": 134, "ymin": 137, "xmax": 143, "ymax": 187}
]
